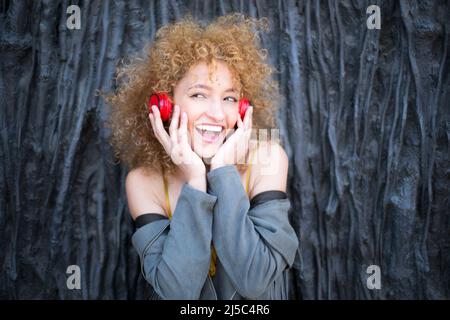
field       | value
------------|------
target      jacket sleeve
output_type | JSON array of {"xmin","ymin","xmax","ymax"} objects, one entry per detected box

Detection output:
[
  {"xmin": 131, "ymin": 182, "xmax": 217, "ymax": 300},
  {"xmin": 207, "ymin": 165, "xmax": 299, "ymax": 299}
]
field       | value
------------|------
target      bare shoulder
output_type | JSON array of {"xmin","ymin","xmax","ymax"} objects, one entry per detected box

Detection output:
[
  {"xmin": 249, "ymin": 141, "xmax": 289, "ymax": 198},
  {"xmin": 125, "ymin": 167, "xmax": 167, "ymax": 220}
]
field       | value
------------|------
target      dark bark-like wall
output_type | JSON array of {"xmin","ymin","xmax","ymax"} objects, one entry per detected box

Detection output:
[{"xmin": 0, "ymin": 0, "xmax": 449, "ymax": 299}]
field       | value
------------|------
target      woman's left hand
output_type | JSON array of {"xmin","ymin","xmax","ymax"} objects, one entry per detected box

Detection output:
[{"xmin": 210, "ymin": 106, "xmax": 253, "ymax": 170}]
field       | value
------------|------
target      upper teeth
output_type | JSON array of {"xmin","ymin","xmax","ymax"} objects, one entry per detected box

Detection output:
[{"xmin": 196, "ymin": 124, "xmax": 223, "ymax": 132}]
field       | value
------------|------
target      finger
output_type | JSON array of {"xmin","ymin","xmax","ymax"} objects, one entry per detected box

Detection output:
[
  {"xmin": 239, "ymin": 107, "xmax": 252, "ymax": 145},
  {"xmin": 149, "ymin": 113, "xmax": 162, "ymax": 143},
  {"xmin": 237, "ymin": 114, "xmax": 247, "ymax": 136},
  {"xmin": 148, "ymin": 112, "xmax": 156, "ymax": 133},
  {"xmin": 169, "ymin": 105, "xmax": 180, "ymax": 145},
  {"xmin": 245, "ymin": 126, "xmax": 252, "ymax": 145},
  {"xmin": 244, "ymin": 106, "xmax": 253, "ymax": 129},
  {"xmin": 179, "ymin": 112, "xmax": 189, "ymax": 146},
  {"xmin": 236, "ymin": 115, "xmax": 243, "ymax": 129},
  {"xmin": 224, "ymin": 126, "xmax": 234, "ymax": 140},
  {"xmin": 171, "ymin": 128, "xmax": 179, "ymax": 146},
  {"xmin": 169, "ymin": 104, "xmax": 180, "ymax": 139},
  {"xmin": 178, "ymin": 113, "xmax": 194, "ymax": 165},
  {"xmin": 150, "ymin": 113, "xmax": 172, "ymax": 158},
  {"xmin": 247, "ymin": 107, "xmax": 253, "ymax": 129},
  {"xmin": 151, "ymin": 105, "xmax": 171, "ymax": 147}
]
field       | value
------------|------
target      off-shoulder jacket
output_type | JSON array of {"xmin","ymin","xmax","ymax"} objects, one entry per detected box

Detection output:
[{"xmin": 131, "ymin": 165, "xmax": 299, "ymax": 300}]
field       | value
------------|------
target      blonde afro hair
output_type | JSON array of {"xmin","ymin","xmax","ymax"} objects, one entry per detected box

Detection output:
[{"xmin": 105, "ymin": 13, "xmax": 281, "ymax": 174}]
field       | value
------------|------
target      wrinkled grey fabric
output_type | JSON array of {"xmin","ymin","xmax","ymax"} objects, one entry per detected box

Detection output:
[{"xmin": 132, "ymin": 165, "xmax": 299, "ymax": 300}]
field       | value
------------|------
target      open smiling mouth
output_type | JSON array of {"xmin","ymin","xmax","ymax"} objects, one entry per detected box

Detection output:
[{"xmin": 194, "ymin": 124, "xmax": 225, "ymax": 144}]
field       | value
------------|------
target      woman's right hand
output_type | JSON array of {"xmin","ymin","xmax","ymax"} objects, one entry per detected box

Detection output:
[{"xmin": 149, "ymin": 104, "xmax": 206, "ymax": 191}]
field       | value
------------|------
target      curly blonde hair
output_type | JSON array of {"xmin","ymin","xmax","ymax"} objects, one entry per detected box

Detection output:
[{"xmin": 105, "ymin": 13, "xmax": 281, "ymax": 175}]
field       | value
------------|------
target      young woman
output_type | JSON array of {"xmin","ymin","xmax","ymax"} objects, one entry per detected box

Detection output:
[{"xmin": 107, "ymin": 13, "xmax": 299, "ymax": 300}]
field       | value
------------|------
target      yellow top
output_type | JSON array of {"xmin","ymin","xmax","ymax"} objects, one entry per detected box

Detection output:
[{"xmin": 163, "ymin": 149, "xmax": 255, "ymax": 277}]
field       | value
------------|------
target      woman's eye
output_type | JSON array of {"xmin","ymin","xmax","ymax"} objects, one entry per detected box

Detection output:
[
  {"xmin": 190, "ymin": 93, "xmax": 206, "ymax": 99},
  {"xmin": 224, "ymin": 96, "xmax": 238, "ymax": 103}
]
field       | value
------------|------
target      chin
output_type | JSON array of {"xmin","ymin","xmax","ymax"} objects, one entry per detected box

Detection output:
[
  {"xmin": 193, "ymin": 143, "xmax": 220, "ymax": 159},
  {"xmin": 191, "ymin": 133, "xmax": 225, "ymax": 160}
]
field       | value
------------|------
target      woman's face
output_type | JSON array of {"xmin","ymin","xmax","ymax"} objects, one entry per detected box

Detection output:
[{"xmin": 173, "ymin": 60, "xmax": 240, "ymax": 160}]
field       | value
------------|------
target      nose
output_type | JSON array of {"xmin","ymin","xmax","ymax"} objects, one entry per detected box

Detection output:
[{"xmin": 205, "ymin": 98, "xmax": 226, "ymax": 121}]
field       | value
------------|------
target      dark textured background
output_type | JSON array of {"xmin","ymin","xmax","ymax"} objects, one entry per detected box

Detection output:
[{"xmin": 0, "ymin": 0, "xmax": 449, "ymax": 299}]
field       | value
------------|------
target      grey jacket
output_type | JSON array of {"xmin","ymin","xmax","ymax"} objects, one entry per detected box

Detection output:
[{"xmin": 131, "ymin": 165, "xmax": 299, "ymax": 300}]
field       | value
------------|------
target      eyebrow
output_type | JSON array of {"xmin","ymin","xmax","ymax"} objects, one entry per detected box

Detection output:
[{"xmin": 188, "ymin": 84, "xmax": 238, "ymax": 93}]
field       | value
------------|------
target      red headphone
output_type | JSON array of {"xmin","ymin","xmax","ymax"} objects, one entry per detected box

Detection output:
[{"xmin": 148, "ymin": 93, "xmax": 251, "ymax": 122}]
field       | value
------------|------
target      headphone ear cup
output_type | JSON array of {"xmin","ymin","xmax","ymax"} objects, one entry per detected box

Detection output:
[
  {"xmin": 238, "ymin": 98, "xmax": 251, "ymax": 120},
  {"xmin": 149, "ymin": 93, "xmax": 173, "ymax": 122}
]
